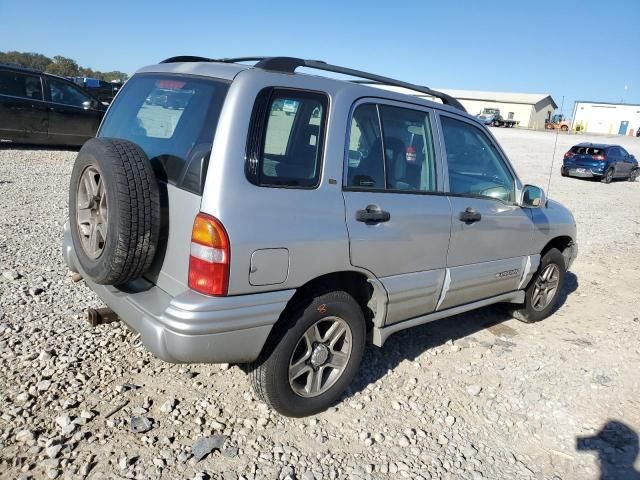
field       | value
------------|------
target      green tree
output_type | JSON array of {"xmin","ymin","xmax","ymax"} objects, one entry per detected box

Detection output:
[
  {"xmin": 0, "ymin": 51, "xmax": 52, "ymax": 71},
  {"xmin": 45, "ymin": 55, "xmax": 80, "ymax": 77}
]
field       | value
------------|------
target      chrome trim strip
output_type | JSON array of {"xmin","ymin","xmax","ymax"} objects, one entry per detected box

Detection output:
[
  {"xmin": 518, "ymin": 255, "xmax": 532, "ymax": 290},
  {"xmin": 435, "ymin": 268, "xmax": 451, "ymax": 311}
]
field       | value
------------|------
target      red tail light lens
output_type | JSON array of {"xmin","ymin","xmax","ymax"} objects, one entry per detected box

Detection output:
[
  {"xmin": 564, "ymin": 152, "xmax": 574, "ymax": 159},
  {"xmin": 188, "ymin": 213, "xmax": 229, "ymax": 296},
  {"xmin": 592, "ymin": 155, "xmax": 605, "ymax": 161}
]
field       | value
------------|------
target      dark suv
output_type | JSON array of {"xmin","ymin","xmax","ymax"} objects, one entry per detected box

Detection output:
[{"xmin": 0, "ymin": 64, "xmax": 106, "ymax": 147}]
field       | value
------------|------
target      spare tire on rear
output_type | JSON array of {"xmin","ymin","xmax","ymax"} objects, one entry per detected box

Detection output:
[{"xmin": 69, "ymin": 138, "xmax": 160, "ymax": 285}]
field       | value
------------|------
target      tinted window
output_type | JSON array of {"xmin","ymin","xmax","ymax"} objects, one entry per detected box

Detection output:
[
  {"xmin": 571, "ymin": 146, "xmax": 604, "ymax": 155},
  {"xmin": 346, "ymin": 104, "xmax": 437, "ymax": 192},
  {"xmin": 247, "ymin": 89, "xmax": 327, "ymax": 188},
  {"xmin": 379, "ymin": 105, "xmax": 437, "ymax": 192},
  {"xmin": 48, "ymin": 78, "xmax": 91, "ymax": 107},
  {"xmin": 0, "ymin": 70, "xmax": 43, "ymax": 100},
  {"xmin": 441, "ymin": 115, "xmax": 515, "ymax": 202},
  {"xmin": 346, "ymin": 104, "xmax": 385, "ymax": 188},
  {"xmin": 99, "ymin": 74, "xmax": 229, "ymax": 194}
]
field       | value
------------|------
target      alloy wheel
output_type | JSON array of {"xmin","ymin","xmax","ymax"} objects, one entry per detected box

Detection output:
[
  {"xmin": 531, "ymin": 264, "xmax": 560, "ymax": 311},
  {"xmin": 288, "ymin": 316, "xmax": 352, "ymax": 398},
  {"xmin": 76, "ymin": 166, "xmax": 108, "ymax": 259}
]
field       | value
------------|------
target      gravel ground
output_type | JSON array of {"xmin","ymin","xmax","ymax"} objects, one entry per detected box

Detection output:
[{"xmin": 0, "ymin": 129, "xmax": 639, "ymax": 480}]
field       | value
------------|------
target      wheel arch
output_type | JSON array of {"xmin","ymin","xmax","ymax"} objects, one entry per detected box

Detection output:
[
  {"xmin": 271, "ymin": 270, "xmax": 387, "ymax": 342},
  {"xmin": 541, "ymin": 235, "xmax": 575, "ymax": 268}
]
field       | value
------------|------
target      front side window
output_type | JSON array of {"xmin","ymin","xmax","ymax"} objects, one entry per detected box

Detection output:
[
  {"xmin": 99, "ymin": 74, "xmax": 229, "ymax": 194},
  {"xmin": 0, "ymin": 71, "xmax": 43, "ymax": 100},
  {"xmin": 346, "ymin": 103, "xmax": 437, "ymax": 192},
  {"xmin": 48, "ymin": 78, "xmax": 91, "ymax": 107},
  {"xmin": 440, "ymin": 115, "xmax": 515, "ymax": 202},
  {"xmin": 247, "ymin": 89, "xmax": 327, "ymax": 188}
]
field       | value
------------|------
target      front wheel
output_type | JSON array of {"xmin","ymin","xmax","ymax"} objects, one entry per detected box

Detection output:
[
  {"xmin": 511, "ymin": 248, "xmax": 566, "ymax": 323},
  {"xmin": 248, "ymin": 289, "xmax": 366, "ymax": 417}
]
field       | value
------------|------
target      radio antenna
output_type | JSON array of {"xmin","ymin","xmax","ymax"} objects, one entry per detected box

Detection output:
[{"xmin": 546, "ymin": 95, "xmax": 564, "ymax": 199}]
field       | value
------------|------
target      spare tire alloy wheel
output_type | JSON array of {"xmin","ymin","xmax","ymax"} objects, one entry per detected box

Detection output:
[
  {"xmin": 69, "ymin": 138, "xmax": 160, "ymax": 285},
  {"xmin": 76, "ymin": 166, "xmax": 108, "ymax": 259}
]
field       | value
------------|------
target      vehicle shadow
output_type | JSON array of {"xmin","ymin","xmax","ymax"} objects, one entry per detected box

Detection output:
[
  {"xmin": 576, "ymin": 420, "xmax": 640, "ymax": 479},
  {"xmin": 345, "ymin": 271, "xmax": 578, "ymax": 398}
]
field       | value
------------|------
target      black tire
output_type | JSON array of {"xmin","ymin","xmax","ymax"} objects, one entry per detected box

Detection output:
[
  {"xmin": 560, "ymin": 125, "xmax": 569, "ymax": 132},
  {"xmin": 602, "ymin": 167, "xmax": 614, "ymax": 184},
  {"xmin": 247, "ymin": 289, "xmax": 366, "ymax": 417},
  {"xmin": 69, "ymin": 138, "xmax": 160, "ymax": 285},
  {"xmin": 561, "ymin": 168, "xmax": 568, "ymax": 177},
  {"xmin": 629, "ymin": 168, "xmax": 639, "ymax": 182},
  {"xmin": 510, "ymin": 248, "xmax": 566, "ymax": 323}
]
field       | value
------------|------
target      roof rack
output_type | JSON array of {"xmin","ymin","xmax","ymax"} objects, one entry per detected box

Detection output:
[{"xmin": 159, "ymin": 56, "xmax": 466, "ymax": 112}]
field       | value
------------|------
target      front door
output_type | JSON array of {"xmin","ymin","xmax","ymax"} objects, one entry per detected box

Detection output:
[
  {"xmin": 437, "ymin": 113, "xmax": 534, "ymax": 310},
  {"xmin": 0, "ymin": 70, "xmax": 48, "ymax": 143},
  {"xmin": 45, "ymin": 77, "xmax": 103, "ymax": 146},
  {"xmin": 343, "ymin": 101, "xmax": 451, "ymax": 325}
]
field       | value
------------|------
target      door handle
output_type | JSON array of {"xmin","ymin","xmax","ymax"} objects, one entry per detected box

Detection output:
[
  {"xmin": 459, "ymin": 207, "xmax": 482, "ymax": 224},
  {"xmin": 356, "ymin": 204, "xmax": 390, "ymax": 224}
]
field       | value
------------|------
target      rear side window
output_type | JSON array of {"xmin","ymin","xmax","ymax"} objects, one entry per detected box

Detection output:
[
  {"xmin": 346, "ymin": 103, "xmax": 437, "ymax": 192},
  {"xmin": 0, "ymin": 70, "xmax": 43, "ymax": 100},
  {"xmin": 246, "ymin": 88, "xmax": 328, "ymax": 188},
  {"xmin": 99, "ymin": 74, "xmax": 229, "ymax": 195}
]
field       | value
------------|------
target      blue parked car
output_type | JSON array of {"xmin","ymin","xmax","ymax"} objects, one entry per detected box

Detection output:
[{"xmin": 561, "ymin": 143, "xmax": 639, "ymax": 183}]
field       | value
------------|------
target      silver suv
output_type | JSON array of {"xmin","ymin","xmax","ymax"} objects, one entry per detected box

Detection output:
[{"xmin": 63, "ymin": 56, "xmax": 577, "ymax": 416}]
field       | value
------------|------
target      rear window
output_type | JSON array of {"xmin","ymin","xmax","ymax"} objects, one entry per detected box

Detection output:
[
  {"xmin": 99, "ymin": 74, "xmax": 229, "ymax": 194},
  {"xmin": 570, "ymin": 146, "xmax": 604, "ymax": 156}
]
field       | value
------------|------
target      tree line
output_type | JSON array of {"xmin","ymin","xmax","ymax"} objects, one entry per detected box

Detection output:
[{"xmin": 0, "ymin": 51, "xmax": 128, "ymax": 82}]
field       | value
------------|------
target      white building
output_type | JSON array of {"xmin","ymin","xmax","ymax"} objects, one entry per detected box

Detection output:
[
  {"xmin": 571, "ymin": 101, "xmax": 640, "ymax": 135},
  {"xmin": 364, "ymin": 84, "xmax": 557, "ymax": 129}
]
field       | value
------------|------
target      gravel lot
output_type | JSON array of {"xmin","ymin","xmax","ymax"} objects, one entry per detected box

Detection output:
[{"xmin": 1, "ymin": 129, "xmax": 639, "ymax": 480}]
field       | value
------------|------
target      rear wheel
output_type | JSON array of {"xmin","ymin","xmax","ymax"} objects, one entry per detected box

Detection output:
[
  {"xmin": 629, "ymin": 168, "xmax": 638, "ymax": 182},
  {"xmin": 248, "ymin": 289, "xmax": 366, "ymax": 417},
  {"xmin": 602, "ymin": 167, "xmax": 614, "ymax": 184},
  {"xmin": 561, "ymin": 125, "xmax": 569, "ymax": 132},
  {"xmin": 511, "ymin": 248, "xmax": 565, "ymax": 323}
]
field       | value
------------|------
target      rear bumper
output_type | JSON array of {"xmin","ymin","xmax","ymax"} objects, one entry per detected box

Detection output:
[
  {"xmin": 562, "ymin": 165, "xmax": 605, "ymax": 178},
  {"xmin": 63, "ymin": 221, "xmax": 295, "ymax": 363}
]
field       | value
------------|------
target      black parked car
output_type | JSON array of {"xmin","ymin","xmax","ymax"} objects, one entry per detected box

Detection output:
[{"xmin": 0, "ymin": 64, "xmax": 106, "ymax": 147}]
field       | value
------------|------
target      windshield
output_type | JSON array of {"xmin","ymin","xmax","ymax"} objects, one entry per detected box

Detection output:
[{"xmin": 99, "ymin": 73, "xmax": 229, "ymax": 194}]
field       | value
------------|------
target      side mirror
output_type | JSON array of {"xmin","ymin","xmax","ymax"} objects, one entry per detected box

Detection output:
[{"xmin": 521, "ymin": 184, "xmax": 546, "ymax": 208}]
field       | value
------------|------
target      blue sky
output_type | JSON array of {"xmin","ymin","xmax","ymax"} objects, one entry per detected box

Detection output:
[{"xmin": 1, "ymin": 0, "xmax": 639, "ymax": 114}]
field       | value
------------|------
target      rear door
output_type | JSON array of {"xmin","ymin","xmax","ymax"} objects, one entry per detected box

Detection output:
[
  {"xmin": 44, "ymin": 76, "xmax": 104, "ymax": 145},
  {"xmin": 343, "ymin": 99, "xmax": 452, "ymax": 324},
  {"xmin": 437, "ymin": 112, "xmax": 534, "ymax": 310},
  {"xmin": 0, "ymin": 69, "xmax": 48, "ymax": 142},
  {"xmin": 97, "ymin": 73, "xmax": 230, "ymax": 296}
]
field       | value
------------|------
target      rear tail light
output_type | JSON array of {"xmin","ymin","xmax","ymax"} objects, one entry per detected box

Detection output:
[
  {"xmin": 188, "ymin": 213, "xmax": 229, "ymax": 296},
  {"xmin": 564, "ymin": 152, "xmax": 574, "ymax": 159},
  {"xmin": 592, "ymin": 155, "xmax": 605, "ymax": 161}
]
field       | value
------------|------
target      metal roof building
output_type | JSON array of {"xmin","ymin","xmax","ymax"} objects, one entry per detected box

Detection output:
[
  {"xmin": 366, "ymin": 84, "xmax": 558, "ymax": 129},
  {"xmin": 571, "ymin": 101, "xmax": 640, "ymax": 136}
]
